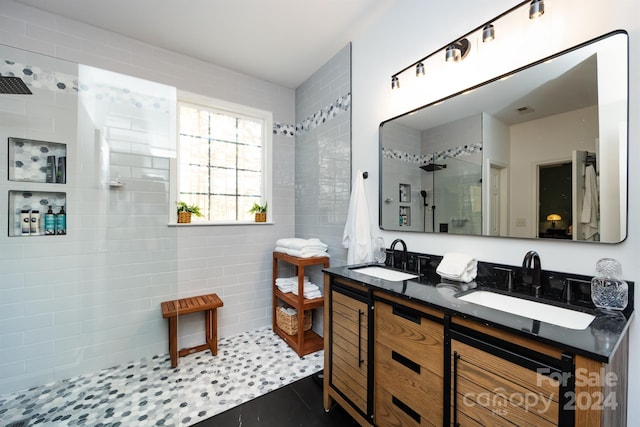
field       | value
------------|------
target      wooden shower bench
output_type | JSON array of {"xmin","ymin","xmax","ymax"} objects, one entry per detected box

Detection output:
[{"xmin": 160, "ymin": 293, "xmax": 223, "ymax": 368}]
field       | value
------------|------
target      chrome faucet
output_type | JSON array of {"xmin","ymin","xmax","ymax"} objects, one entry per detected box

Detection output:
[
  {"xmin": 390, "ymin": 239, "xmax": 408, "ymax": 271},
  {"xmin": 522, "ymin": 250, "xmax": 542, "ymax": 297}
]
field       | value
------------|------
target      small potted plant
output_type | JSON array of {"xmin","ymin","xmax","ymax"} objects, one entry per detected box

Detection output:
[
  {"xmin": 177, "ymin": 201, "xmax": 203, "ymax": 224},
  {"xmin": 249, "ymin": 201, "xmax": 267, "ymax": 222}
]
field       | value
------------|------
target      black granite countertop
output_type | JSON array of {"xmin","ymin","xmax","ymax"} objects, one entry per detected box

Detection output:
[{"xmin": 323, "ymin": 263, "xmax": 634, "ymax": 363}]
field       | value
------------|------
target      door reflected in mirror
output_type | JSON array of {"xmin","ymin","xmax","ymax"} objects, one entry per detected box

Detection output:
[{"xmin": 379, "ymin": 31, "xmax": 628, "ymax": 243}]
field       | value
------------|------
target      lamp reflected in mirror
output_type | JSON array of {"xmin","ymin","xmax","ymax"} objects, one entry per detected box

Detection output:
[{"xmin": 546, "ymin": 213, "xmax": 561, "ymax": 228}]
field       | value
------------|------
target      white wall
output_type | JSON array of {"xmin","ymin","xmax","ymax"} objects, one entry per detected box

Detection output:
[
  {"xmin": 509, "ymin": 105, "xmax": 598, "ymax": 238},
  {"xmin": 0, "ymin": 1, "xmax": 295, "ymax": 394},
  {"xmin": 352, "ymin": 0, "xmax": 640, "ymax": 421}
]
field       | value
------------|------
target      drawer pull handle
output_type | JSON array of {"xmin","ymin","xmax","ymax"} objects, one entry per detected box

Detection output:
[
  {"xmin": 453, "ymin": 351, "xmax": 460, "ymax": 427},
  {"xmin": 392, "ymin": 396, "xmax": 421, "ymax": 423},
  {"xmin": 392, "ymin": 351, "xmax": 421, "ymax": 374},
  {"xmin": 358, "ymin": 309, "xmax": 364, "ymax": 367},
  {"xmin": 392, "ymin": 305, "xmax": 421, "ymax": 325}
]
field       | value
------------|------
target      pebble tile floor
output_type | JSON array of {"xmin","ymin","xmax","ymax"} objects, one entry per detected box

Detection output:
[{"xmin": 0, "ymin": 326, "xmax": 326, "ymax": 426}]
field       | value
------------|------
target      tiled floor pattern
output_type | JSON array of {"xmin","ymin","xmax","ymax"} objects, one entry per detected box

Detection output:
[{"xmin": 0, "ymin": 327, "xmax": 323, "ymax": 426}]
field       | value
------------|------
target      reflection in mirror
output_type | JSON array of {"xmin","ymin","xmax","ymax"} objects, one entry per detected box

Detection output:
[{"xmin": 379, "ymin": 31, "xmax": 628, "ymax": 243}]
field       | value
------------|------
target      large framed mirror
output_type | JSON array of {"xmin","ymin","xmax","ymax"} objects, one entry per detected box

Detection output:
[{"xmin": 379, "ymin": 31, "xmax": 628, "ymax": 243}]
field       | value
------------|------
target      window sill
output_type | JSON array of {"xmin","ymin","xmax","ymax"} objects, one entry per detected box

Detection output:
[{"xmin": 168, "ymin": 221, "xmax": 274, "ymax": 227}]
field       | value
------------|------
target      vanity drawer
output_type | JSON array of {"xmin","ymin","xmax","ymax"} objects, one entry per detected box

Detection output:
[
  {"xmin": 375, "ymin": 299, "xmax": 443, "ymax": 374},
  {"xmin": 375, "ymin": 341, "xmax": 443, "ymax": 426},
  {"xmin": 375, "ymin": 386, "xmax": 436, "ymax": 427},
  {"xmin": 452, "ymin": 339, "xmax": 559, "ymax": 427}
]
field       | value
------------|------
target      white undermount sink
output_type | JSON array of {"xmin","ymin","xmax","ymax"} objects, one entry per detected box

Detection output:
[
  {"xmin": 457, "ymin": 290, "xmax": 595, "ymax": 330},
  {"xmin": 351, "ymin": 266, "xmax": 419, "ymax": 281}
]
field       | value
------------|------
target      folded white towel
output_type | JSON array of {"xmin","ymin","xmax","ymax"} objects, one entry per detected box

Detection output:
[
  {"xmin": 290, "ymin": 282, "xmax": 322, "ymax": 299},
  {"xmin": 275, "ymin": 246, "xmax": 329, "ymax": 258},
  {"xmin": 436, "ymin": 252, "xmax": 477, "ymax": 283},
  {"xmin": 275, "ymin": 238, "xmax": 328, "ymax": 251},
  {"xmin": 276, "ymin": 276, "xmax": 309, "ymax": 284}
]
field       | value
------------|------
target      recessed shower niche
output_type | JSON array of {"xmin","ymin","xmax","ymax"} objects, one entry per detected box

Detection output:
[
  {"xmin": 8, "ymin": 190, "xmax": 67, "ymax": 237},
  {"xmin": 7, "ymin": 138, "xmax": 68, "ymax": 237},
  {"xmin": 8, "ymin": 137, "xmax": 67, "ymax": 183}
]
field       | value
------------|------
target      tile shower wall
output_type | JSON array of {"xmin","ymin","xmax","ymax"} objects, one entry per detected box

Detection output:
[
  {"xmin": 294, "ymin": 45, "xmax": 351, "ymax": 333},
  {"xmin": 0, "ymin": 1, "xmax": 295, "ymax": 396}
]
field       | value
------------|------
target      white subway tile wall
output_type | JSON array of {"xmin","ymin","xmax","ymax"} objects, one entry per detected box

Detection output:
[
  {"xmin": 294, "ymin": 44, "xmax": 352, "ymax": 335},
  {"xmin": 0, "ymin": 1, "xmax": 295, "ymax": 398}
]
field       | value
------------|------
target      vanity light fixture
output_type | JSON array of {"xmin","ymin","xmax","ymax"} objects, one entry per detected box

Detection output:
[
  {"xmin": 482, "ymin": 24, "xmax": 495, "ymax": 43},
  {"xmin": 529, "ymin": 0, "xmax": 544, "ymax": 19},
  {"xmin": 389, "ymin": 0, "xmax": 547, "ymax": 90},
  {"xmin": 391, "ymin": 75, "xmax": 400, "ymax": 90},
  {"xmin": 445, "ymin": 38, "xmax": 470, "ymax": 62}
]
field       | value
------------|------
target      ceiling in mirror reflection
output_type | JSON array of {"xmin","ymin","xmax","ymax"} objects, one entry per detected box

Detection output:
[{"xmin": 379, "ymin": 31, "xmax": 628, "ymax": 243}]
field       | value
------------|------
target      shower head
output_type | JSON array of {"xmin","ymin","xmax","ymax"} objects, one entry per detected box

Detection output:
[
  {"xmin": 0, "ymin": 76, "xmax": 32, "ymax": 95},
  {"xmin": 420, "ymin": 190, "xmax": 427, "ymax": 198},
  {"xmin": 420, "ymin": 163, "xmax": 447, "ymax": 172}
]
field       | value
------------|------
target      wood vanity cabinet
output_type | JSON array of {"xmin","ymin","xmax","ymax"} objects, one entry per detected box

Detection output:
[
  {"xmin": 450, "ymin": 318, "xmax": 629, "ymax": 427},
  {"xmin": 374, "ymin": 294, "xmax": 445, "ymax": 427},
  {"xmin": 324, "ymin": 277, "xmax": 374, "ymax": 426},
  {"xmin": 323, "ymin": 273, "xmax": 629, "ymax": 427}
]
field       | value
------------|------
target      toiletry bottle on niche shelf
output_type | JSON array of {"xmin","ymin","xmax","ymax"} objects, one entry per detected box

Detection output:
[
  {"xmin": 56, "ymin": 157, "xmax": 66, "ymax": 183},
  {"xmin": 44, "ymin": 206, "xmax": 55, "ymax": 235},
  {"xmin": 46, "ymin": 156, "xmax": 56, "ymax": 183},
  {"xmin": 56, "ymin": 206, "xmax": 66, "ymax": 235},
  {"xmin": 20, "ymin": 210, "xmax": 31, "ymax": 236},
  {"xmin": 30, "ymin": 210, "xmax": 40, "ymax": 235}
]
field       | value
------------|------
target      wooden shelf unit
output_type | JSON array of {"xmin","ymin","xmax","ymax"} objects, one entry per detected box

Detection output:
[{"xmin": 272, "ymin": 251, "xmax": 329, "ymax": 357}]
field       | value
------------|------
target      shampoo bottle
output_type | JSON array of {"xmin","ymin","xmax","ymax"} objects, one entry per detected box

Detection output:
[
  {"xmin": 56, "ymin": 206, "xmax": 66, "ymax": 235},
  {"xmin": 56, "ymin": 157, "xmax": 66, "ymax": 183},
  {"xmin": 44, "ymin": 206, "xmax": 56, "ymax": 235},
  {"xmin": 20, "ymin": 210, "xmax": 31, "ymax": 236},
  {"xmin": 46, "ymin": 155, "xmax": 56, "ymax": 183},
  {"xmin": 30, "ymin": 210, "xmax": 40, "ymax": 235}
]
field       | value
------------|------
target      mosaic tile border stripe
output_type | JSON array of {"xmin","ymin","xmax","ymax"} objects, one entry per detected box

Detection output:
[
  {"xmin": 273, "ymin": 92, "xmax": 351, "ymax": 137},
  {"xmin": 3, "ymin": 57, "xmax": 351, "ymax": 139},
  {"xmin": 2, "ymin": 59, "xmax": 173, "ymax": 113},
  {"xmin": 382, "ymin": 142, "xmax": 482, "ymax": 164}
]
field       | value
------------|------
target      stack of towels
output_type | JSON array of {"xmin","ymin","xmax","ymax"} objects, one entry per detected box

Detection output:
[
  {"xmin": 275, "ymin": 276, "xmax": 322, "ymax": 299},
  {"xmin": 436, "ymin": 252, "xmax": 478, "ymax": 283},
  {"xmin": 275, "ymin": 238, "xmax": 329, "ymax": 258}
]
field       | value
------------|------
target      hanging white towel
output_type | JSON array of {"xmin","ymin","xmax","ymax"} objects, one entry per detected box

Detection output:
[
  {"xmin": 580, "ymin": 164, "xmax": 599, "ymax": 240},
  {"xmin": 342, "ymin": 170, "xmax": 372, "ymax": 264}
]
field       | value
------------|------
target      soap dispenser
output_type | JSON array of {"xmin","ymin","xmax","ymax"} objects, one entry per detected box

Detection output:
[
  {"xmin": 44, "ymin": 206, "xmax": 55, "ymax": 235},
  {"xmin": 56, "ymin": 206, "xmax": 66, "ymax": 235}
]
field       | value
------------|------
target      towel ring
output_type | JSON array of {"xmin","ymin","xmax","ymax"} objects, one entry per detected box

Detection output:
[{"xmin": 362, "ymin": 171, "xmax": 368, "ymax": 179}]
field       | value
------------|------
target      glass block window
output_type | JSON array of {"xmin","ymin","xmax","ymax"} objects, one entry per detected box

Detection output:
[{"xmin": 178, "ymin": 100, "xmax": 271, "ymax": 222}]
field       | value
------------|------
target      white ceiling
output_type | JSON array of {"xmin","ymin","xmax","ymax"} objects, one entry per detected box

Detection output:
[{"xmin": 16, "ymin": 0, "xmax": 399, "ymax": 89}]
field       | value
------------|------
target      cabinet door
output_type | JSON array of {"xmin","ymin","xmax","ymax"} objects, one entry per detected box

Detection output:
[
  {"xmin": 330, "ymin": 287, "xmax": 369, "ymax": 416},
  {"xmin": 451, "ymin": 339, "xmax": 560, "ymax": 427},
  {"xmin": 375, "ymin": 300, "xmax": 444, "ymax": 427}
]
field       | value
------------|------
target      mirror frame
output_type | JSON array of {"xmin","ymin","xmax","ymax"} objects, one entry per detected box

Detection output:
[{"xmin": 379, "ymin": 30, "xmax": 629, "ymax": 244}]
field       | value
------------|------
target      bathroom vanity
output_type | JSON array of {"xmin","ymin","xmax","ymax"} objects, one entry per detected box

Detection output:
[{"xmin": 322, "ymin": 259, "xmax": 632, "ymax": 427}]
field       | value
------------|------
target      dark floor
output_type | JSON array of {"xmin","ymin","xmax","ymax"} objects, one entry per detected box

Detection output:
[{"xmin": 194, "ymin": 373, "xmax": 358, "ymax": 427}]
